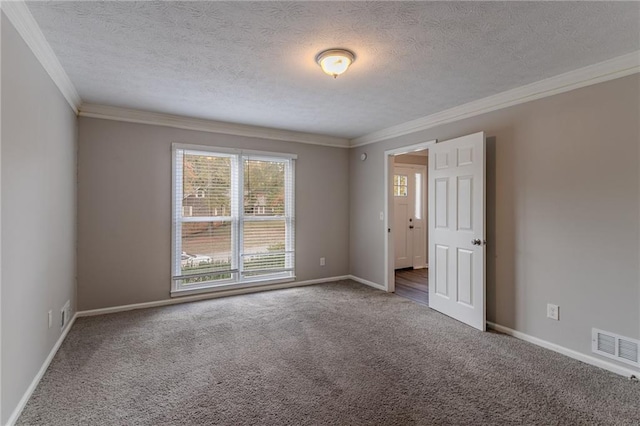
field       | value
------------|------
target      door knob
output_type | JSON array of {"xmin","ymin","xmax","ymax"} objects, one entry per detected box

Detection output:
[
  {"xmin": 471, "ymin": 239, "xmax": 482, "ymax": 246},
  {"xmin": 409, "ymin": 225, "xmax": 414, "ymax": 229}
]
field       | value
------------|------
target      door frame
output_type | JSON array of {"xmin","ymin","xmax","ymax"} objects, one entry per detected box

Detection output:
[{"xmin": 384, "ymin": 139, "xmax": 437, "ymax": 293}]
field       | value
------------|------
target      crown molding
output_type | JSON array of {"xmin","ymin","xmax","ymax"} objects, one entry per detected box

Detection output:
[
  {"xmin": 3, "ymin": 0, "xmax": 637, "ymax": 148},
  {"xmin": 350, "ymin": 51, "xmax": 640, "ymax": 147},
  {"xmin": 2, "ymin": 0, "xmax": 81, "ymax": 114},
  {"xmin": 79, "ymin": 104, "xmax": 351, "ymax": 148}
]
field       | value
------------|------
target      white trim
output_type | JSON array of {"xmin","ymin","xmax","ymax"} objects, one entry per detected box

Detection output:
[
  {"xmin": 385, "ymin": 141, "xmax": 438, "ymax": 157},
  {"xmin": 170, "ymin": 276, "xmax": 296, "ymax": 298},
  {"xmin": 0, "ymin": 10, "xmax": 3, "ymax": 421},
  {"xmin": 1, "ymin": 1, "xmax": 81, "ymax": 114},
  {"xmin": 487, "ymin": 321, "xmax": 639, "ymax": 379},
  {"xmin": 384, "ymin": 141, "xmax": 437, "ymax": 293},
  {"xmin": 351, "ymin": 51, "xmax": 640, "ymax": 147},
  {"xmin": 77, "ymin": 276, "xmax": 350, "ymax": 317},
  {"xmin": 5, "ymin": 313, "xmax": 78, "ymax": 426},
  {"xmin": 348, "ymin": 274, "xmax": 386, "ymax": 292},
  {"xmin": 172, "ymin": 142, "xmax": 298, "ymax": 160},
  {"xmin": 80, "ymin": 104, "xmax": 350, "ymax": 148},
  {"xmin": 171, "ymin": 146, "xmax": 180, "ymax": 291}
]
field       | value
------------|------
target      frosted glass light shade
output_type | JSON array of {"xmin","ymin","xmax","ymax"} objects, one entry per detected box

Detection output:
[{"xmin": 315, "ymin": 49, "xmax": 355, "ymax": 78}]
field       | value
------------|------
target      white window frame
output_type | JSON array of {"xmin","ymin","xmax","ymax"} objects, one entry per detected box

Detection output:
[{"xmin": 171, "ymin": 143, "xmax": 296, "ymax": 296}]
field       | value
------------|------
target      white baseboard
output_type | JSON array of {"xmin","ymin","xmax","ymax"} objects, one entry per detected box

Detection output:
[
  {"xmin": 5, "ymin": 313, "xmax": 78, "ymax": 426},
  {"xmin": 77, "ymin": 275, "xmax": 350, "ymax": 317},
  {"xmin": 487, "ymin": 321, "xmax": 638, "ymax": 378},
  {"xmin": 348, "ymin": 275, "xmax": 387, "ymax": 291}
]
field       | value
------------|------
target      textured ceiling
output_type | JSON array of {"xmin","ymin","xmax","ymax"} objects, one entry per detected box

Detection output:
[{"xmin": 27, "ymin": 1, "xmax": 640, "ymax": 139}]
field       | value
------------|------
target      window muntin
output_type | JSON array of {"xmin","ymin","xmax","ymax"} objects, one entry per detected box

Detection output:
[
  {"xmin": 394, "ymin": 174, "xmax": 408, "ymax": 197},
  {"xmin": 172, "ymin": 145, "xmax": 295, "ymax": 294}
]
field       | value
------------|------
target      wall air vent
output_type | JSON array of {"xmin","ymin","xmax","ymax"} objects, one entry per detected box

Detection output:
[
  {"xmin": 597, "ymin": 332, "xmax": 616, "ymax": 355},
  {"xmin": 619, "ymin": 339, "xmax": 638, "ymax": 364},
  {"xmin": 592, "ymin": 329, "xmax": 639, "ymax": 367}
]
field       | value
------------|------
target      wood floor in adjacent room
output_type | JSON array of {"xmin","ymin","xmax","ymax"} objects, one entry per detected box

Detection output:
[
  {"xmin": 17, "ymin": 281, "xmax": 640, "ymax": 425},
  {"xmin": 395, "ymin": 267, "xmax": 429, "ymax": 305}
]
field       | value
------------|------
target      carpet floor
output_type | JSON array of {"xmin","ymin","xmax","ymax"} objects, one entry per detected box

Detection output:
[{"xmin": 18, "ymin": 280, "xmax": 640, "ymax": 425}]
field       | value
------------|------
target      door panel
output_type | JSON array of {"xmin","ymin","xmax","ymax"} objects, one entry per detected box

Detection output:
[
  {"xmin": 457, "ymin": 176, "xmax": 473, "ymax": 230},
  {"xmin": 457, "ymin": 248, "xmax": 473, "ymax": 305},
  {"xmin": 435, "ymin": 245, "xmax": 449, "ymax": 296},
  {"xmin": 434, "ymin": 178, "xmax": 449, "ymax": 229},
  {"xmin": 428, "ymin": 132, "xmax": 486, "ymax": 331},
  {"xmin": 435, "ymin": 151, "xmax": 449, "ymax": 169}
]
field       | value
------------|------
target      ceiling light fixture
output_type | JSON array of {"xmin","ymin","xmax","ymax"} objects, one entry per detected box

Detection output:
[{"xmin": 315, "ymin": 49, "xmax": 355, "ymax": 78}]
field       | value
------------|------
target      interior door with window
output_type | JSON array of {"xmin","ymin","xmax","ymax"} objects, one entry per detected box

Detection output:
[
  {"xmin": 393, "ymin": 169, "xmax": 414, "ymax": 269},
  {"xmin": 394, "ymin": 166, "xmax": 427, "ymax": 270},
  {"xmin": 428, "ymin": 132, "xmax": 486, "ymax": 331}
]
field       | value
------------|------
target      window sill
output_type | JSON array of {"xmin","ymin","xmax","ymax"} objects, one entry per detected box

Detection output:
[{"xmin": 170, "ymin": 276, "xmax": 296, "ymax": 298}]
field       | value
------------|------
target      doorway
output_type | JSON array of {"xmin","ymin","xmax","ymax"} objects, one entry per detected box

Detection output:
[
  {"xmin": 384, "ymin": 132, "xmax": 487, "ymax": 331},
  {"xmin": 393, "ymin": 154, "xmax": 428, "ymax": 305},
  {"xmin": 384, "ymin": 140, "xmax": 436, "ymax": 297}
]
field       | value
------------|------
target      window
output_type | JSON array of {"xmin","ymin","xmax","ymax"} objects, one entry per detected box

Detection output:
[
  {"xmin": 394, "ymin": 174, "xmax": 408, "ymax": 197},
  {"xmin": 172, "ymin": 144, "xmax": 295, "ymax": 295},
  {"xmin": 415, "ymin": 173, "xmax": 422, "ymax": 219}
]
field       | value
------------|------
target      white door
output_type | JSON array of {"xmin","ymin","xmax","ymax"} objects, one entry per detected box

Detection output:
[
  {"xmin": 428, "ymin": 132, "xmax": 486, "ymax": 330},
  {"xmin": 393, "ymin": 168, "xmax": 413, "ymax": 269},
  {"xmin": 393, "ymin": 166, "xmax": 427, "ymax": 269}
]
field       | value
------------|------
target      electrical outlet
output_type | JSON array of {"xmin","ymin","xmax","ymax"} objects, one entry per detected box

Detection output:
[
  {"xmin": 547, "ymin": 303, "xmax": 559, "ymax": 320},
  {"xmin": 320, "ymin": 257, "xmax": 326, "ymax": 266},
  {"xmin": 379, "ymin": 212, "xmax": 384, "ymax": 221},
  {"xmin": 48, "ymin": 310, "xmax": 53, "ymax": 329}
]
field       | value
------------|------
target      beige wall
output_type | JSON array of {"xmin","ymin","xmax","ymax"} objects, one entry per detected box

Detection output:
[
  {"xmin": 77, "ymin": 117, "xmax": 350, "ymax": 310},
  {"xmin": 1, "ymin": 15, "xmax": 78, "ymax": 423},
  {"xmin": 394, "ymin": 153, "xmax": 428, "ymax": 166},
  {"xmin": 350, "ymin": 74, "xmax": 640, "ymax": 372}
]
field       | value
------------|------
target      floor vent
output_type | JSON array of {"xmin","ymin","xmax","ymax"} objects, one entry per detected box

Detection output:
[{"xmin": 592, "ymin": 329, "xmax": 639, "ymax": 367}]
